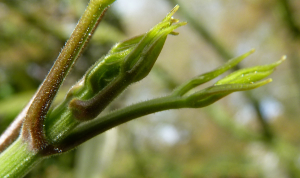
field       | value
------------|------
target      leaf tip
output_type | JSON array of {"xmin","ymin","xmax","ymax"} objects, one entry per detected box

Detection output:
[
  {"xmin": 272, "ymin": 55, "xmax": 286, "ymax": 67},
  {"xmin": 172, "ymin": 4, "xmax": 180, "ymax": 13},
  {"xmin": 266, "ymin": 78, "xmax": 273, "ymax": 83},
  {"xmin": 164, "ymin": 5, "xmax": 180, "ymax": 21},
  {"xmin": 180, "ymin": 21, "xmax": 188, "ymax": 26},
  {"xmin": 281, "ymin": 55, "xmax": 287, "ymax": 61}
]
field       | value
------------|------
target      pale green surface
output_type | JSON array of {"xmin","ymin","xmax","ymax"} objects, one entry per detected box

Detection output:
[
  {"xmin": 0, "ymin": 138, "xmax": 41, "ymax": 178},
  {"xmin": 216, "ymin": 56, "xmax": 286, "ymax": 85},
  {"xmin": 172, "ymin": 49, "xmax": 255, "ymax": 96}
]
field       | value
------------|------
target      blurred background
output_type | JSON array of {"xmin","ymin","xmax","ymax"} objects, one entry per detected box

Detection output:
[{"xmin": 0, "ymin": 0, "xmax": 300, "ymax": 177}]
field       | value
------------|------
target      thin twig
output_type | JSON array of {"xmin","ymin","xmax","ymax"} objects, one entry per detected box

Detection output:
[{"xmin": 277, "ymin": 0, "xmax": 300, "ymax": 105}]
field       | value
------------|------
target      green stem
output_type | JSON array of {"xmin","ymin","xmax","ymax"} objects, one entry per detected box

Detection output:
[
  {"xmin": 0, "ymin": 137, "xmax": 41, "ymax": 178},
  {"xmin": 56, "ymin": 96, "xmax": 185, "ymax": 151},
  {"xmin": 0, "ymin": 0, "xmax": 116, "ymax": 176},
  {"xmin": 20, "ymin": 0, "xmax": 115, "ymax": 151}
]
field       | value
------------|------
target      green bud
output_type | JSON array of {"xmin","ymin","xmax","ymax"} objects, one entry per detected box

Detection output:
[
  {"xmin": 215, "ymin": 55, "xmax": 285, "ymax": 85},
  {"xmin": 180, "ymin": 55, "xmax": 285, "ymax": 108},
  {"xmin": 185, "ymin": 79, "xmax": 272, "ymax": 108},
  {"xmin": 173, "ymin": 49, "xmax": 255, "ymax": 96},
  {"xmin": 121, "ymin": 5, "xmax": 187, "ymax": 82},
  {"xmin": 71, "ymin": 5, "xmax": 187, "ymax": 100},
  {"xmin": 69, "ymin": 5, "xmax": 186, "ymax": 120}
]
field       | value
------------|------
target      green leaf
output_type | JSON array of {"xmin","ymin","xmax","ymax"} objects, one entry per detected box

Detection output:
[
  {"xmin": 173, "ymin": 49, "xmax": 255, "ymax": 96},
  {"xmin": 178, "ymin": 55, "xmax": 285, "ymax": 108},
  {"xmin": 185, "ymin": 79, "xmax": 272, "ymax": 108},
  {"xmin": 215, "ymin": 55, "xmax": 286, "ymax": 85}
]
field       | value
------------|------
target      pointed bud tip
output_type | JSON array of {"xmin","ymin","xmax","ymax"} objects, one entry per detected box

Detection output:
[
  {"xmin": 281, "ymin": 55, "xmax": 287, "ymax": 61},
  {"xmin": 172, "ymin": 4, "xmax": 180, "ymax": 13},
  {"xmin": 251, "ymin": 78, "xmax": 272, "ymax": 88},
  {"xmin": 180, "ymin": 21, "xmax": 188, "ymax": 26},
  {"xmin": 266, "ymin": 78, "xmax": 273, "ymax": 83},
  {"xmin": 244, "ymin": 48, "xmax": 255, "ymax": 56},
  {"xmin": 249, "ymin": 48, "xmax": 256, "ymax": 54},
  {"xmin": 272, "ymin": 55, "xmax": 286, "ymax": 67},
  {"xmin": 164, "ymin": 5, "xmax": 180, "ymax": 21},
  {"xmin": 239, "ymin": 49, "xmax": 255, "ymax": 60}
]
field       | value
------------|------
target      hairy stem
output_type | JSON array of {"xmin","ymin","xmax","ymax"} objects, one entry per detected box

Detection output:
[
  {"xmin": 0, "ymin": 93, "xmax": 36, "ymax": 153},
  {"xmin": 0, "ymin": 137, "xmax": 41, "ymax": 178},
  {"xmin": 54, "ymin": 96, "xmax": 185, "ymax": 152},
  {"xmin": 20, "ymin": 0, "xmax": 113, "ymax": 151},
  {"xmin": 0, "ymin": 0, "xmax": 115, "ymax": 153}
]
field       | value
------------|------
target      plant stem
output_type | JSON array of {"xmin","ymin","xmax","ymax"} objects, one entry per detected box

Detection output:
[
  {"xmin": 0, "ymin": 94, "xmax": 36, "ymax": 153},
  {"xmin": 0, "ymin": 0, "xmax": 116, "ymax": 176},
  {"xmin": 3, "ymin": 0, "xmax": 113, "ymax": 152},
  {"xmin": 0, "ymin": 137, "xmax": 41, "ymax": 178},
  {"xmin": 55, "ymin": 96, "xmax": 185, "ymax": 151},
  {"xmin": 60, "ymin": 78, "xmax": 270, "ymax": 149}
]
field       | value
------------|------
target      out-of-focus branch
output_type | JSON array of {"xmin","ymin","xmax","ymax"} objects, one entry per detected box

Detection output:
[
  {"xmin": 205, "ymin": 104, "xmax": 263, "ymax": 141},
  {"xmin": 278, "ymin": 0, "xmax": 300, "ymax": 37},
  {"xmin": 3, "ymin": 1, "xmax": 67, "ymax": 43},
  {"xmin": 167, "ymin": 0, "xmax": 232, "ymax": 60},
  {"xmin": 277, "ymin": 0, "xmax": 300, "ymax": 105}
]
